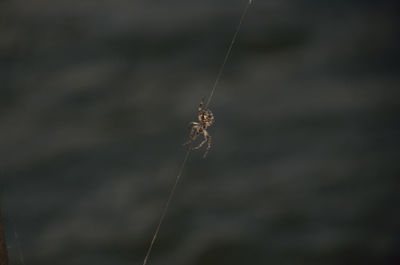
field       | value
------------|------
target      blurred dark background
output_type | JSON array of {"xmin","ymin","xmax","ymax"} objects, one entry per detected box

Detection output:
[{"xmin": 1, "ymin": 0, "xmax": 400, "ymax": 264}]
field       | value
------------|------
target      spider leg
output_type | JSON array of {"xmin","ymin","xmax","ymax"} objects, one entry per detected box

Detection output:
[
  {"xmin": 203, "ymin": 133, "xmax": 212, "ymax": 158},
  {"xmin": 198, "ymin": 98, "xmax": 205, "ymax": 113},
  {"xmin": 188, "ymin": 122, "xmax": 200, "ymax": 129},
  {"xmin": 191, "ymin": 129, "xmax": 209, "ymax": 151},
  {"xmin": 182, "ymin": 126, "xmax": 200, "ymax": 147}
]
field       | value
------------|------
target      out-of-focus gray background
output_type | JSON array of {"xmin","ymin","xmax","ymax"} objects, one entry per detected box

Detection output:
[{"xmin": 1, "ymin": 0, "xmax": 399, "ymax": 264}]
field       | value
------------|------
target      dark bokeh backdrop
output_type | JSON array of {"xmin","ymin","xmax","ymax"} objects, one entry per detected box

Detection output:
[{"xmin": 1, "ymin": 0, "xmax": 400, "ymax": 265}]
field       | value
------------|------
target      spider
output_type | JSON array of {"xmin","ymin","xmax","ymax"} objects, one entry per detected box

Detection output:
[{"xmin": 183, "ymin": 99, "xmax": 215, "ymax": 158}]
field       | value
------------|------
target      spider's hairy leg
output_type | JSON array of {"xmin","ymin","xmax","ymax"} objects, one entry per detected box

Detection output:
[
  {"xmin": 191, "ymin": 130, "xmax": 209, "ymax": 152},
  {"xmin": 183, "ymin": 126, "xmax": 200, "ymax": 147},
  {"xmin": 198, "ymin": 98, "xmax": 205, "ymax": 112},
  {"xmin": 203, "ymin": 133, "xmax": 212, "ymax": 158},
  {"xmin": 188, "ymin": 122, "xmax": 199, "ymax": 128},
  {"xmin": 188, "ymin": 125, "xmax": 198, "ymax": 140}
]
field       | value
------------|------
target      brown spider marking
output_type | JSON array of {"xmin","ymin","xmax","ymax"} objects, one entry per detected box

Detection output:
[{"xmin": 183, "ymin": 99, "xmax": 214, "ymax": 158}]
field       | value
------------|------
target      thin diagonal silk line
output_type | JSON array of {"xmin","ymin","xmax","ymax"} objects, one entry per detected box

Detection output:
[
  {"xmin": 205, "ymin": 0, "xmax": 252, "ymax": 107},
  {"xmin": 142, "ymin": 149, "xmax": 191, "ymax": 265},
  {"xmin": 142, "ymin": 1, "xmax": 252, "ymax": 264}
]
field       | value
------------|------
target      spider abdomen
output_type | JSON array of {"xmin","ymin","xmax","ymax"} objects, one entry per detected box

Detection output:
[{"xmin": 199, "ymin": 109, "xmax": 214, "ymax": 127}]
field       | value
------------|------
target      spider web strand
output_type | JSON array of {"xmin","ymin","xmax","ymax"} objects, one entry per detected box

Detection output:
[
  {"xmin": 142, "ymin": 1, "xmax": 253, "ymax": 264},
  {"xmin": 205, "ymin": 0, "xmax": 252, "ymax": 107},
  {"xmin": 142, "ymin": 149, "xmax": 191, "ymax": 265}
]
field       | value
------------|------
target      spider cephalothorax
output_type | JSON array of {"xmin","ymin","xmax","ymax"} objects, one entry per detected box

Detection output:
[{"xmin": 183, "ymin": 99, "xmax": 214, "ymax": 158}]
